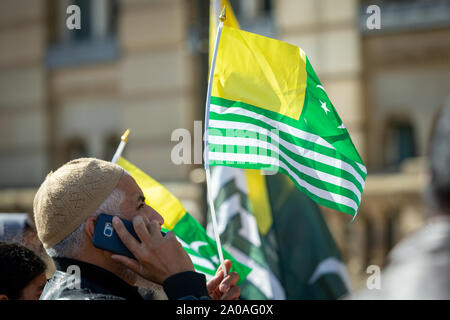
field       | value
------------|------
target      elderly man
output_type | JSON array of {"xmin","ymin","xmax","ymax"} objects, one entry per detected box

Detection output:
[{"xmin": 34, "ymin": 158, "xmax": 240, "ymax": 300}]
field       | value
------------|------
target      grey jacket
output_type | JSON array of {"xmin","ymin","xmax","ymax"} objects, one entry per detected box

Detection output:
[{"xmin": 40, "ymin": 257, "xmax": 210, "ymax": 300}]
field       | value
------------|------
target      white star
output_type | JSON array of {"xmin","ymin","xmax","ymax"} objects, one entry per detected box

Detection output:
[
  {"xmin": 338, "ymin": 123, "xmax": 346, "ymax": 129},
  {"xmin": 320, "ymin": 100, "xmax": 330, "ymax": 114}
]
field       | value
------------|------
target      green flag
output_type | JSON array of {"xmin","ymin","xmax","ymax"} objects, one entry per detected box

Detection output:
[
  {"xmin": 207, "ymin": 0, "xmax": 353, "ymax": 299},
  {"xmin": 208, "ymin": 166, "xmax": 351, "ymax": 299},
  {"xmin": 207, "ymin": 26, "xmax": 366, "ymax": 217},
  {"xmin": 265, "ymin": 173, "xmax": 351, "ymax": 299}
]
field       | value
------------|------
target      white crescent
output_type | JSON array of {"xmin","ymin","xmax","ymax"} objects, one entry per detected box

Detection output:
[
  {"xmin": 309, "ymin": 257, "xmax": 352, "ymax": 290},
  {"xmin": 190, "ymin": 241, "xmax": 209, "ymax": 254},
  {"xmin": 316, "ymin": 85, "xmax": 326, "ymax": 92}
]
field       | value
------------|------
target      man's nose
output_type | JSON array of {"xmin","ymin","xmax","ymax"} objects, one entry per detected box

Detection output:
[{"xmin": 145, "ymin": 205, "xmax": 164, "ymax": 226}]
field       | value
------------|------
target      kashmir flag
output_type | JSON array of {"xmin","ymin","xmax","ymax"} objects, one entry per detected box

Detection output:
[
  {"xmin": 206, "ymin": 0, "xmax": 353, "ymax": 299},
  {"xmin": 117, "ymin": 157, "xmax": 251, "ymax": 284},
  {"xmin": 207, "ymin": 25, "xmax": 367, "ymax": 217}
]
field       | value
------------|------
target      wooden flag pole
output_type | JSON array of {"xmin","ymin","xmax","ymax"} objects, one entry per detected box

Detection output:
[{"xmin": 204, "ymin": 6, "xmax": 227, "ymax": 278}]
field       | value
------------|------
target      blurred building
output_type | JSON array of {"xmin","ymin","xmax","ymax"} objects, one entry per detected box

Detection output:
[
  {"xmin": 0, "ymin": 0, "xmax": 449, "ymax": 290},
  {"xmin": 271, "ymin": 0, "xmax": 450, "ymax": 289},
  {"xmin": 0, "ymin": 0, "xmax": 207, "ymax": 222}
]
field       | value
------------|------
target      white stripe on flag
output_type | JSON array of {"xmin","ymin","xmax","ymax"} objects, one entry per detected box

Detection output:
[
  {"xmin": 208, "ymin": 119, "xmax": 365, "ymax": 188},
  {"xmin": 356, "ymin": 162, "xmax": 367, "ymax": 174},
  {"xmin": 210, "ymin": 104, "xmax": 334, "ymax": 149},
  {"xmin": 210, "ymin": 165, "xmax": 248, "ymax": 200},
  {"xmin": 226, "ymin": 246, "xmax": 286, "ymax": 299},
  {"xmin": 216, "ymin": 193, "xmax": 262, "ymax": 247},
  {"xmin": 209, "ymin": 135, "xmax": 362, "ymax": 201},
  {"xmin": 209, "ymin": 152, "xmax": 359, "ymax": 211}
]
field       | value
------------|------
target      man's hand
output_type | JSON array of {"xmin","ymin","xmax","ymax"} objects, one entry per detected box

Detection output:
[
  {"xmin": 111, "ymin": 215, "xmax": 195, "ymax": 284},
  {"xmin": 206, "ymin": 260, "xmax": 240, "ymax": 300}
]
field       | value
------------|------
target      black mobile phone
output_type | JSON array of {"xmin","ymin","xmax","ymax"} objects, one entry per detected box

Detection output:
[{"xmin": 92, "ymin": 213, "xmax": 165, "ymax": 259}]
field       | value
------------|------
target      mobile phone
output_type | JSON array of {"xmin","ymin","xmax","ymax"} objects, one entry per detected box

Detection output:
[{"xmin": 92, "ymin": 213, "xmax": 165, "ymax": 259}]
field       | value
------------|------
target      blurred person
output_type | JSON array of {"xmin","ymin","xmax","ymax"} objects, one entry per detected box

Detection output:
[
  {"xmin": 34, "ymin": 158, "xmax": 240, "ymax": 300},
  {"xmin": 0, "ymin": 213, "xmax": 54, "ymax": 279},
  {"xmin": 0, "ymin": 213, "xmax": 29, "ymax": 243},
  {"xmin": 0, "ymin": 213, "xmax": 35, "ymax": 248},
  {"xmin": 0, "ymin": 242, "xmax": 47, "ymax": 300},
  {"xmin": 0, "ymin": 213, "xmax": 47, "ymax": 259},
  {"xmin": 349, "ymin": 104, "xmax": 450, "ymax": 299}
]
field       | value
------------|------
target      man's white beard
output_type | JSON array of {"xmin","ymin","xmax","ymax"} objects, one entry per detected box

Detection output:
[{"xmin": 117, "ymin": 265, "xmax": 139, "ymax": 286}]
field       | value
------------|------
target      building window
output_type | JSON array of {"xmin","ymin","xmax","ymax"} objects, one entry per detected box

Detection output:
[
  {"xmin": 228, "ymin": 0, "xmax": 275, "ymax": 37},
  {"xmin": 46, "ymin": 0, "xmax": 119, "ymax": 69},
  {"xmin": 65, "ymin": 138, "xmax": 88, "ymax": 161},
  {"xmin": 384, "ymin": 119, "xmax": 417, "ymax": 167},
  {"xmin": 70, "ymin": 0, "xmax": 92, "ymax": 42}
]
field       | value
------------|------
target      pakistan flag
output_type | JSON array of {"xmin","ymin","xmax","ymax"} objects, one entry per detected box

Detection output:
[{"xmin": 207, "ymin": 166, "xmax": 351, "ymax": 299}]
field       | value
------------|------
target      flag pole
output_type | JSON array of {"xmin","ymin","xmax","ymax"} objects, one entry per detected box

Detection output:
[
  {"xmin": 204, "ymin": 6, "xmax": 227, "ymax": 278},
  {"xmin": 112, "ymin": 129, "xmax": 130, "ymax": 164}
]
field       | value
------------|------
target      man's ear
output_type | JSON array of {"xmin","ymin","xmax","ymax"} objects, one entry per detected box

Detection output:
[
  {"xmin": 0, "ymin": 294, "xmax": 9, "ymax": 300},
  {"xmin": 84, "ymin": 216, "xmax": 97, "ymax": 241}
]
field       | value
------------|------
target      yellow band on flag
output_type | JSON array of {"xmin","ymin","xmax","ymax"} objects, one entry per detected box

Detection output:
[
  {"xmin": 117, "ymin": 157, "xmax": 186, "ymax": 230},
  {"xmin": 245, "ymin": 169, "xmax": 273, "ymax": 235},
  {"xmin": 212, "ymin": 26, "xmax": 307, "ymax": 120}
]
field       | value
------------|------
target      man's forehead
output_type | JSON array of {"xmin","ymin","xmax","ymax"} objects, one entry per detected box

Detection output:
[{"xmin": 120, "ymin": 174, "xmax": 144, "ymax": 199}]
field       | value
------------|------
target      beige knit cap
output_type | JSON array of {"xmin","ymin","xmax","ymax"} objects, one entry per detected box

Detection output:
[{"xmin": 33, "ymin": 158, "xmax": 124, "ymax": 249}]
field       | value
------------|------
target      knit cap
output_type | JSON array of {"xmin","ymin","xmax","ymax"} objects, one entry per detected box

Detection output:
[{"xmin": 33, "ymin": 158, "xmax": 124, "ymax": 248}]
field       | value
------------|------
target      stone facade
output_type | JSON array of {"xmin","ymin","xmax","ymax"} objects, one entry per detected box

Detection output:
[
  {"xmin": 0, "ymin": 0, "xmax": 48, "ymax": 188},
  {"xmin": 0, "ymin": 0, "xmax": 205, "ymax": 223}
]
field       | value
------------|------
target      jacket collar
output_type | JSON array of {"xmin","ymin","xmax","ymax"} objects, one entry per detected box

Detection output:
[{"xmin": 52, "ymin": 257, "xmax": 143, "ymax": 300}]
